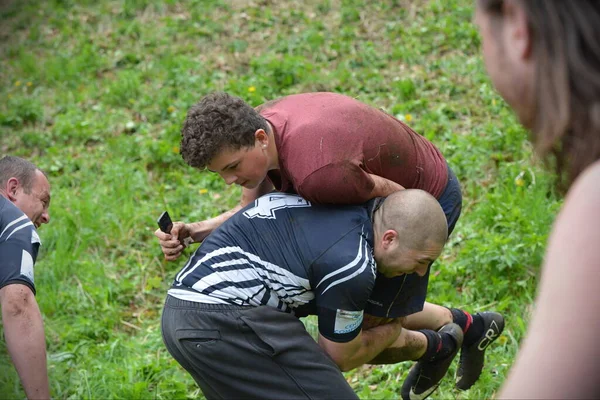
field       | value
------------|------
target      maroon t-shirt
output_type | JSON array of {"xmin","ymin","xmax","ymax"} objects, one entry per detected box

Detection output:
[{"xmin": 260, "ymin": 92, "xmax": 448, "ymax": 204}]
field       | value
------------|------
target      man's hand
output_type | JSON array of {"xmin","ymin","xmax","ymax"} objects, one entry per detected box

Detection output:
[
  {"xmin": 0, "ymin": 284, "xmax": 50, "ymax": 399},
  {"xmin": 154, "ymin": 222, "xmax": 194, "ymax": 261}
]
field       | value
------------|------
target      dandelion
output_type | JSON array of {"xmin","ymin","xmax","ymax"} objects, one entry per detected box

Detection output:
[
  {"xmin": 26, "ymin": 82, "xmax": 32, "ymax": 87},
  {"xmin": 172, "ymin": 146, "xmax": 179, "ymax": 154},
  {"xmin": 14, "ymin": 80, "xmax": 21, "ymax": 87},
  {"xmin": 167, "ymin": 105, "xmax": 176, "ymax": 113},
  {"xmin": 199, "ymin": 189, "xmax": 208, "ymax": 194},
  {"xmin": 404, "ymin": 114, "xmax": 413, "ymax": 122},
  {"xmin": 497, "ymin": 335, "xmax": 508, "ymax": 345},
  {"xmin": 515, "ymin": 178, "xmax": 525, "ymax": 187},
  {"xmin": 248, "ymin": 86, "xmax": 256, "ymax": 93},
  {"xmin": 515, "ymin": 171, "xmax": 525, "ymax": 187}
]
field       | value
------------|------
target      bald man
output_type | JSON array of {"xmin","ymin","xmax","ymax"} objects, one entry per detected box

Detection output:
[
  {"xmin": 161, "ymin": 189, "xmax": 462, "ymax": 400},
  {"xmin": 0, "ymin": 156, "xmax": 51, "ymax": 399}
]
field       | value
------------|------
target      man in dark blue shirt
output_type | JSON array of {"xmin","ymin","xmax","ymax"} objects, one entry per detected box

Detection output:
[
  {"xmin": 0, "ymin": 156, "xmax": 52, "ymax": 399},
  {"xmin": 162, "ymin": 189, "xmax": 462, "ymax": 399}
]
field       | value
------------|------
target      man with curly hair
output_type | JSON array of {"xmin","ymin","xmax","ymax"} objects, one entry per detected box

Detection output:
[{"xmin": 156, "ymin": 91, "xmax": 503, "ymax": 398}]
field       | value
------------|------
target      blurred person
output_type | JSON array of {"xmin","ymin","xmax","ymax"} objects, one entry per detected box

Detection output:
[
  {"xmin": 0, "ymin": 156, "xmax": 51, "ymax": 399},
  {"xmin": 475, "ymin": 0, "xmax": 600, "ymax": 398},
  {"xmin": 162, "ymin": 190, "xmax": 464, "ymax": 399},
  {"xmin": 156, "ymin": 91, "xmax": 504, "ymax": 396}
]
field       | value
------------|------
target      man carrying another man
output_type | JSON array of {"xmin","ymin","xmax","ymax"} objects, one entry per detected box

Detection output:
[
  {"xmin": 162, "ymin": 190, "xmax": 461, "ymax": 399},
  {"xmin": 156, "ymin": 92, "xmax": 504, "ymax": 397},
  {"xmin": 0, "ymin": 156, "xmax": 52, "ymax": 399}
]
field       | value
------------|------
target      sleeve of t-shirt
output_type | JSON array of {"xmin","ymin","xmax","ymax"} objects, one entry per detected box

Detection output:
[
  {"xmin": 0, "ymin": 224, "xmax": 39, "ymax": 295},
  {"xmin": 313, "ymin": 226, "xmax": 376, "ymax": 343},
  {"xmin": 296, "ymin": 161, "xmax": 376, "ymax": 204}
]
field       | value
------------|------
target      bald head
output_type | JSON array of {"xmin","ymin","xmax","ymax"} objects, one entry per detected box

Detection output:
[{"xmin": 373, "ymin": 189, "xmax": 448, "ymax": 251}]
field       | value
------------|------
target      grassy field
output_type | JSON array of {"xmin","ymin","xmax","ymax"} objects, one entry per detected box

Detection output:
[{"xmin": 0, "ymin": 0, "xmax": 561, "ymax": 398}]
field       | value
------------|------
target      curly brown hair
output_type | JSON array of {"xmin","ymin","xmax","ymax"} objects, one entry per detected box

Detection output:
[
  {"xmin": 180, "ymin": 92, "xmax": 269, "ymax": 169},
  {"xmin": 480, "ymin": 0, "xmax": 600, "ymax": 190}
]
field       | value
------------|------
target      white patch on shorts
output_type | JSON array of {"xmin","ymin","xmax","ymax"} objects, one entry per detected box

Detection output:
[{"xmin": 334, "ymin": 309, "xmax": 364, "ymax": 334}]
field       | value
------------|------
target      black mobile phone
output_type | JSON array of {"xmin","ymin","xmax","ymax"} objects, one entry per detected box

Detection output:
[{"xmin": 157, "ymin": 211, "xmax": 173, "ymax": 234}]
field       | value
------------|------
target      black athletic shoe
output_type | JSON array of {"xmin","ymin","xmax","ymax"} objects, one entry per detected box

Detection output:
[
  {"xmin": 401, "ymin": 323, "xmax": 463, "ymax": 400},
  {"xmin": 456, "ymin": 311, "xmax": 505, "ymax": 390}
]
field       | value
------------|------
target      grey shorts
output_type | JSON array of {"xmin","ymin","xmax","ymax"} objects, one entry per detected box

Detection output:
[{"xmin": 161, "ymin": 295, "xmax": 359, "ymax": 400}]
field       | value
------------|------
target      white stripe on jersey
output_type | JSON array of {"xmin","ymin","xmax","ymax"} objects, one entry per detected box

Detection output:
[
  {"xmin": 20, "ymin": 249, "xmax": 34, "ymax": 283},
  {"xmin": 168, "ymin": 288, "xmax": 232, "ymax": 304},
  {"xmin": 177, "ymin": 246, "xmax": 311, "ymax": 289},
  {"xmin": 316, "ymin": 230, "xmax": 373, "ymax": 290},
  {"xmin": 320, "ymin": 233, "xmax": 374, "ymax": 295},
  {"xmin": 175, "ymin": 246, "xmax": 313, "ymax": 310},
  {"xmin": 0, "ymin": 214, "xmax": 29, "ymax": 239},
  {"xmin": 5, "ymin": 220, "xmax": 34, "ymax": 241}
]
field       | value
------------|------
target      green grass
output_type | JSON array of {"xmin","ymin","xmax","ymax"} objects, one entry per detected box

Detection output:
[{"xmin": 0, "ymin": 0, "xmax": 561, "ymax": 398}]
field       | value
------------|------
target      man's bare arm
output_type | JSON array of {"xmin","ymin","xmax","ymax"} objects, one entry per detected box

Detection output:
[
  {"xmin": 0, "ymin": 284, "xmax": 50, "ymax": 399},
  {"xmin": 318, "ymin": 319, "xmax": 403, "ymax": 372},
  {"xmin": 155, "ymin": 180, "xmax": 274, "ymax": 260},
  {"xmin": 188, "ymin": 180, "xmax": 274, "ymax": 241},
  {"xmin": 499, "ymin": 162, "xmax": 600, "ymax": 399},
  {"xmin": 367, "ymin": 174, "xmax": 404, "ymax": 198}
]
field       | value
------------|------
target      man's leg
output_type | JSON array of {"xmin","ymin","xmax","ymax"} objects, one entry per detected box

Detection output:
[
  {"xmin": 400, "ymin": 302, "xmax": 452, "ymax": 331},
  {"xmin": 362, "ymin": 316, "xmax": 463, "ymax": 400},
  {"xmin": 366, "ymin": 302, "xmax": 504, "ymax": 391},
  {"xmin": 162, "ymin": 296, "xmax": 358, "ymax": 400}
]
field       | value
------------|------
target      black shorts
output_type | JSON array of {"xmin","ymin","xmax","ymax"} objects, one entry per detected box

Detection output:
[
  {"xmin": 365, "ymin": 165, "xmax": 462, "ymax": 318},
  {"xmin": 161, "ymin": 295, "xmax": 359, "ymax": 400}
]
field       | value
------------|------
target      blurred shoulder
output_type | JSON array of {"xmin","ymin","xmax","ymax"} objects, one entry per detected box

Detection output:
[
  {"xmin": 547, "ymin": 160, "xmax": 600, "ymax": 267},
  {"xmin": 563, "ymin": 160, "xmax": 600, "ymax": 211}
]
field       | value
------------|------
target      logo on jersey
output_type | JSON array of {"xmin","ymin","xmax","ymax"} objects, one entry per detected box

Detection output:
[
  {"xmin": 243, "ymin": 194, "xmax": 311, "ymax": 219},
  {"xmin": 334, "ymin": 309, "xmax": 364, "ymax": 334},
  {"xmin": 366, "ymin": 299, "xmax": 383, "ymax": 307}
]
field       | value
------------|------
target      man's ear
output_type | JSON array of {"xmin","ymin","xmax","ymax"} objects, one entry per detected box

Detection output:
[
  {"xmin": 381, "ymin": 229, "xmax": 398, "ymax": 250},
  {"xmin": 255, "ymin": 129, "xmax": 269, "ymax": 148},
  {"xmin": 5, "ymin": 177, "xmax": 20, "ymax": 201}
]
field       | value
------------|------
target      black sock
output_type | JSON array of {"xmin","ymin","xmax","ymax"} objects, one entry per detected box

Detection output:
[
  {"xmin": 464, "ymin": 313, "xmax": 484, "ymax": 347},
  {"xmin": 449, "ymin": 308, "xmax": 468, "ymax": 331},
  {"xmin": 419, "ymin": 329, "xmax": 457, "ymax": 361}
]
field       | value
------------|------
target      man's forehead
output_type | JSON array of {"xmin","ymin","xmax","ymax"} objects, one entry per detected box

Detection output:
[
  {"xmin": 207, "ymin": 147, "xmax": 247, "ymax": 171},
  {"xmin": 33, "ymin": 170, "xmax": 51, "ymax": 193}
]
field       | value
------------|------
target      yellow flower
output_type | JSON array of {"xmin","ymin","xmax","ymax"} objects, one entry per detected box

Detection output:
[
  {"xmin": 248, "ymin": 86, "xmax": 256, "ymax": 93},
  {"xmin": 497, "ymin": 335, "xmax": 508, "ymax": 345},
  {"xmin": 404, "ymin": 114, "xmax": 412, "ymax": 122},
  {"xmin": 26, "ymin": 81, "xmax": 32, "ymax": 87},
  {"xmin": 172, "ymin": 146, "xmax": 179, "ymax": 153},
  {"xmin": 167, "ymin": 105, "xmax": 176, "ymax": 113},
  {"xmin": 492, "ymin": 99, "xmax": 497, "ymax": 106},
  {"xmin": 199, "ymin": 189, "xmax": 209, "ymax": 194},
  {"xmin": 515, "ymin": 178, "xmax": 525, "ymax": 187},
  {"xmin": 14, "ymin": 80, "xmax": 21, "ymax": 87}
]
